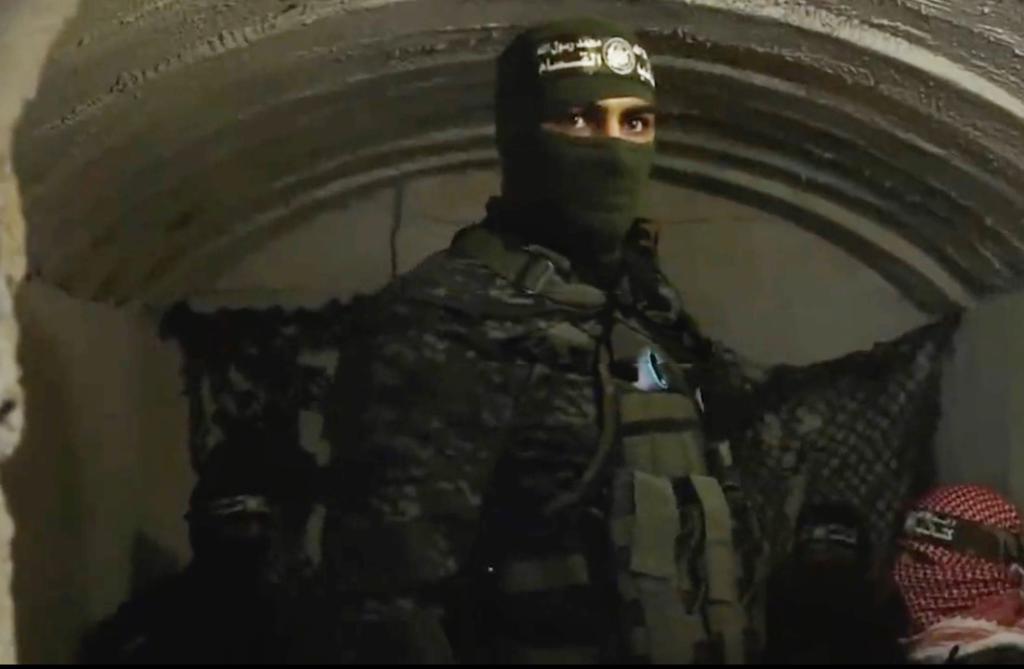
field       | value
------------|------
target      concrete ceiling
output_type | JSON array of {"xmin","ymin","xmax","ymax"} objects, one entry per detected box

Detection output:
[{"xmin": 12, "ymin": 0, "xmax": 1024, "ymax": 312}]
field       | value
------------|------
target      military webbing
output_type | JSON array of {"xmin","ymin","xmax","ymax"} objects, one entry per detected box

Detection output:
[
  {"xmin": 634, "ymin": 574, "xmax": 704, "ymax": 664},
  {"xmin": 631, "ymin": 471, "xmax": 682, "ymax": 579},
  {"xmin": 620, "ymin": 392, "xmax": 705, "ymax": 477},
  {"xmin": 498, "ymin": 554, "xmax": 590, "ymax": 593},
  {"xmin": 692, "ymin": 475, "xmax": 746, "ymax": 665},
  {"xmin": 607, "ymin": 312, "xmax": 761, "ymax": 664},
  {"xmin": 451, "ymin": 225, "xmax": 606, "ymax": 309},
  {"xmin": 630, "ymin": 471, "xmax": 703, "ymax": 664},
  {"xmin": 543, "ymin": 321, "xmax": 596, "ymax": 356},
  {"xmin": 545, "ymin": 341, "xmax": 619, "ymax": 515},
  {"xmin": 454, "ymin": 227, "xmax": 626, "ymax": 662}
]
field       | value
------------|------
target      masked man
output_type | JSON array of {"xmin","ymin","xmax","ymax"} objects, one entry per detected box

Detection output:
[
  {"xmin": 316, "ymin": 17, "xmax": 776, "ymax": 664},
  {"xmin": 317, "ymin": 14, "xmax": 958, "ymax": 663}
]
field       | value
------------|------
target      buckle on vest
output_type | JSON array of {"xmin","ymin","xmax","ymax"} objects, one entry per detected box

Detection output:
[
  {"xmin": 635, "ymin": 347, "xmax": 669, "ymax": 391},
  {"xmin": 800, "ymin": 522, "xmax": 860, "ymax": 547},
  {"xmin": 516, "ymin": 256, "xmax": 557, "ymax": 294},
  {"xmin": 186, "ymin": 494, "xmax": 273, "ymax": 521}
]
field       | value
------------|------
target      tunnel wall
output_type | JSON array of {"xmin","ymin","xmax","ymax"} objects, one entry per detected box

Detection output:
[
  {"xmin": 5, "ymin": 282, "xmax": 191, "ymax": 664},
  {"xmin": 938, "ymin": 293, "xmax": 1024, "ymax": 506},
  {"xmin": 0, "ymin": 1, "xmax": 83, "ymax": 662},
  {"xmin": 14, "ymin": 0, "xmax": 1024, "ymax": 308}
]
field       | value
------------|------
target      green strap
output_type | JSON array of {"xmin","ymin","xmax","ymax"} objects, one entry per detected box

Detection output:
[
  {"xmin": 620, "ymin": 393, "xmax": 706, "ymax": 477},
  {"xmin": 543, "ymin": 280, "xmax": 609, "ymax": 308},
  {"xmin": 611, "ymin": 515, "xmax": 634, "ymax": 549},
  {"xmin": 545, "ymin": 343, "xmax": 618, "ymax": 514},
  {"xmin": 619, "ymin": 392, "xmax": 698, "ymax": 424},
  {"xmin": 499, "ymin": 554, "xmax": 590, "ymax": 593},
  {"xmin": 622, "ymin": 432, "xmax": 706, "ymax": 478},
  {"xmin": 537, "ymin": 320, "xmax": 599, "ymax": 377},
  {"xmin": 622, "ymin": 435, "xmax": 655, "ymax": 474},
  {"xmin": 452, "ymin": 225, "xmax": 534, "ymax": 286},
  {"xmin": 452, "ymin": 226, "xmax": 605, "ymax": 309},
  {"xmin": 630, "ymin": 471, "xmax": 681, "ymax": 579},
  {"xmin": 692, "ymin": 475, "xmax": 746, "ymax": 665},
  {"xmin": 542, "ymin": 322, "xmax": 596, "ymax": 362},
  {"xmin": 634, "ymin": 574, "xmax": 703, "ymax": 664},
  {"xmin": 630, "ymin": 471, "xmax": 704, "ymax": 664},
  {"xmin": 610, "ymin": 321, "xmax": 654, "ymax": 362}
]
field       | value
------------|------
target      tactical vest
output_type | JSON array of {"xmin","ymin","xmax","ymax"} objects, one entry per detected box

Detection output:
[{"xmin": 419, "ymin": 226, "xmax": 768, "ymax": 663}]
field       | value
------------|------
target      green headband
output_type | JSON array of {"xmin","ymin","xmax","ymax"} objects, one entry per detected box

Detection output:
[
  {"xmin": 496, "ymin": 17, "xmax": 656, "ymax": 133},
  {"xmin": 535, "ymin": 32, "xmax": 655, "ymax": 90},
  {"xmin": 492, "ymin": 18, "xmax": 658, "ymax": 270}
]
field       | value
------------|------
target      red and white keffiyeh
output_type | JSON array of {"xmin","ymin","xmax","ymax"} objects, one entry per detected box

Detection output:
[{"xmin": 892, "ymin": 484, "xmax": 1024, "ymax": 663}]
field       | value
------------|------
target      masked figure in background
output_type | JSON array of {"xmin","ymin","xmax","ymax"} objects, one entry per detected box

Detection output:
[
  {"xmin": 893, "ymin": 484, "xmax": 1024, "ymax": 664},
  {"xmin": 79, "ymin": 441, "xmax": 317, "ymax": 665},
  {"xmin": 314, "ymin": 15, "xmax": 957, "ymax": 665},
  {"xmin": 316, "ymin": 17, "xmax": 774, "ymax": 664},
  {"xmin": 764, "ymin": 503, "xmax": 907, "ymax": 664}
]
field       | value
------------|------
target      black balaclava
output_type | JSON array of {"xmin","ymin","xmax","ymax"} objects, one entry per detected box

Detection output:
[
  {"xmin": 493, "ymin": 17, "xmax": 657, "ymax": 271},
  {"xmin": 186, "ymin": 438, "xmax": 317, "ymax": 587}
]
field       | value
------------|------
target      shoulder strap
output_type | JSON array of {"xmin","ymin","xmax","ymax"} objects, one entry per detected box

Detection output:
[{"xmin": 451, "ymin": 226, "xmax": 607, "ymax": 310}]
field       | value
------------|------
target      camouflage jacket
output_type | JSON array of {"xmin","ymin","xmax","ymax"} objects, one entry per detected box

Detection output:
[{"xmin": 317, "ymin": 221, "xmax": 768, "ymax": 664}]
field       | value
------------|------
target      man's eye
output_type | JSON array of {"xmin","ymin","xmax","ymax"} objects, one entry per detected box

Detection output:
[
  {"xmin": 626, "ymin": 116, "xmax": 652, "ymax": 132},
  {"xmin": 568, "ymin": 112, "xmax": 587, "ymax": 128}
]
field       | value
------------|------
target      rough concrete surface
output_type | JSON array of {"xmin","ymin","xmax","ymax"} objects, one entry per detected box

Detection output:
[
  {"xmin": 1, "ymin": 1, "xmax": 82, "ymax": 662},
  {"xmin": 8, "ymin": 0, "xmax": 1024, "ymax": 310}
]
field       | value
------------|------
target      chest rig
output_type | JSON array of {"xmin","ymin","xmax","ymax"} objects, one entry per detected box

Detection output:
[
  {"xmin": 446, "ymin": 225, "xmax": 766, "ymax": 663},
  {"xmin": 606, "ymin": 318, "xmax": 757, "ymax": 664}
]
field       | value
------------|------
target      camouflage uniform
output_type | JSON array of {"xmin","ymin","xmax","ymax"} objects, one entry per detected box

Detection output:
[{"xmin": 319, "ymin": 217, "xmax": 767, "ymax": 663}]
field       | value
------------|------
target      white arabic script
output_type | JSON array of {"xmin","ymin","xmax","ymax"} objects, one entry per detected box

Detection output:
[
  {"xmin": 637, "ymin": 62, "xmax": 656, "ymax": 87},
  {"xmin": 538, "ymin": 53, "xmax": 602, "ymax": 74},
  {"xmin": 905, "ymin": 511, "xmax": 957, "ymax": 542},
  {"xmin": 536, "ymin": 40, "xmax": 578, "ymax": 57}
]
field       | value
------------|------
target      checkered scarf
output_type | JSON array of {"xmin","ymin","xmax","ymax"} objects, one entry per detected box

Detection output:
[{"xmin": 893, "ymin": 485, "xmax": 1024, "ymax": 662}]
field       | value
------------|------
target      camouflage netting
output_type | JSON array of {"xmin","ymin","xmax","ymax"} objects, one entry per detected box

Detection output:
[
  {"xmin": 161, "ymin": 302, "xmax": 959, "ymax": 572},
  {"xmin": 159, "ymin": 300, "xmax": 356, "ymax": 474},
  {"xmin": 737, "ymin": 315, "xmax": 961, "ymax": 572}
]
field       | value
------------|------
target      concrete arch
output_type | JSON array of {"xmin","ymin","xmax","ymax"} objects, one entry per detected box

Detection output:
[{"xmin": 10, "ymin": 0, "xmax": 1024, "ymax": 310}]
